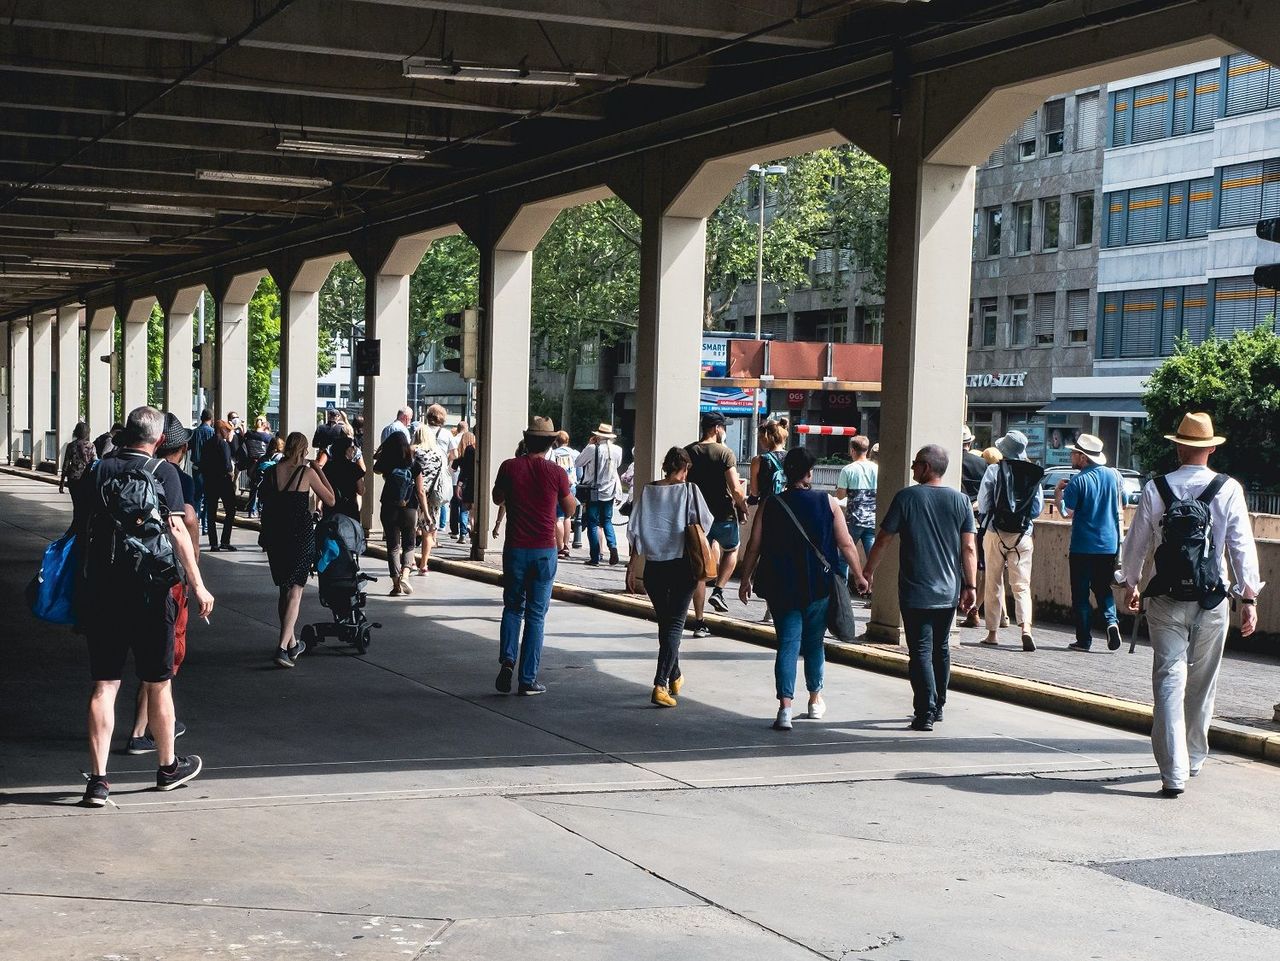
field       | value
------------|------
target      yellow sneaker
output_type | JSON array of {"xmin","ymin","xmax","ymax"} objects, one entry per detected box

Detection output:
[
  {"xmin": 651, "ymin": 685, "xmax": 677, "ymax": 708},
  {"xmin": 669, "ymin": 675, "xmax": 684, "ymax": 696}
]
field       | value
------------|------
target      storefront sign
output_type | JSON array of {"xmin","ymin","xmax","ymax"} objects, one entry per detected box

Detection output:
[
  {"xmin": 966, "ymin": 371, "xmax": 1027, "ymax": 389},
  {"xmin": 786, "ymin": 390, "xmax": 807, "ymax": 407},
  {"xmin": 701, "ymin": 337, "xmax": 765, "ymax": 417},
  {"xmin": 701, "ymin": 338, "xmax": 728, "ymax": 377}
]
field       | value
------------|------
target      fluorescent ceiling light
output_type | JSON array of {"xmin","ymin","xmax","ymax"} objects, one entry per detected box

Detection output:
[
  {"xmin": 403, "ymin": 60, "xmax": 579, "ymax": 87},
  {"xmin": 0, "ymin": 270, "xmax": 71, "ymax": 280},
  {"xmin": 31, "ymin": 258, "xmax": 114, "ymax": 270},
  {"xmin": 277, "ymin": 137, "xmax": 428, "ymax": 161},
  {"xmin": 107, "ymin": 202, "xmax": 218, "ymax": 218},
  {"xmin": 53, "ymin": 230, "xmax": 152, "ymax": 243},
  {"xmin": 197, "ymin": 169, "xmax": 332, "ymax": 189}
]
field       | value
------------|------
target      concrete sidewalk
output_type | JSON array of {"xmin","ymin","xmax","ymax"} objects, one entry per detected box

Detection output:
[{"xmin": 4, "ymin": 473, "xmax": 1280, "ymax": 959}]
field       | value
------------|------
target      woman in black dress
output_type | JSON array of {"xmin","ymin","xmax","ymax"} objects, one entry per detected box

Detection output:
[
  {"xmin": 322, "ymin": 435, "xmax": 365, "ymax": 520},
  {"xmin": 262, "ymin": 431, "xmax": 335, "ymax": 668},
  {"xmin": 202, "ymin": 419, "xmax": 237, "ymax": 551}
]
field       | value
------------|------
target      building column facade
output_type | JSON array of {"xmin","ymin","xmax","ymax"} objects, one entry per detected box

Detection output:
[
  {"xmin": 163, "ymin": 288, "xmax": 202, "ymax": 423},
  {"xmin": 121, "ymin": 297, "xmax": 155, "ymax": 415},
  {"xmin": 9, "ymin": 317, "xmax": 30, "ymax": 463},
  {"xmin": 279, "ymin": 256, "xmax": 341, "ymax": 437},
  {"xmin": 213, "ymin": 273, "xmax": 263, "ymax": 421},
  {"xmin": 0, "ymin": 323, "xmax": 11, "ymax": 463},
  {"xmin": 85, "ymin": 307, "xmax": 114, "ymax": 437},
  {"xmin": 865, "ymin": 88, "xmax": 977, "ymax": 643},
  {"xmin": 56, "ymin": 304, "xmax": 82, "ymax": 448},
  {"xmin": 29, "ymin": 309, "xmax": 53, "ymax": 465}
]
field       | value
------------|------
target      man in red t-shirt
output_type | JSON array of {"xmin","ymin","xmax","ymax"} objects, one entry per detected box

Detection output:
[{"xmin": 492, "ymin": 416, "xmax": 577, "ymax": 695}]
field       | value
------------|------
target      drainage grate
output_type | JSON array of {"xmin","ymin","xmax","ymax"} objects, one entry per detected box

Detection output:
[{"xmin": 1093, "ymin": 850, "xmax": 1280, "ymax": 929}]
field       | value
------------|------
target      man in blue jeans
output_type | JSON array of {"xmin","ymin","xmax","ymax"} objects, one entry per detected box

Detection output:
[
  {"xmin": 575, "ymin": 424, "xmax": 622, "ymax": 566},
  {"xmin": 1055, "ymin": 433, "xmax": 1124, "ymax": 652},
  {"xmin": 864, "ymin": 444, "xmax": 977, "ymax": 731},
  {"xmin": 492, "ymin": 416, "xmax": 577, "ymax": 696}
]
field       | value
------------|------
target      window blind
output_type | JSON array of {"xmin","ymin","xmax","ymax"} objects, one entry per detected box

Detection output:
[
  {"xmin": 1126, "ymin": 184, "xmax": 1165, "ymax": 244},
  {"xmin": 1263, "ymin": 157, "xmax": 1280, "ymax": 220},
  {"xmin": 1226, "ymin": 53, "xmax": 1269, "ymax": 114},
  {"xmin": 1034, "ymin": 293, "xmax": 1055, "ymax": 345},
  {"xmin": 1165, "ymin": 181, "xmax": 1188, "ymax": 241},
  {"xmin": 1131, "ymin": 81, "xmax": 1169, "ymax": 143},
  {"xmin": 1172, "ymin": 76, "xmax": 1192, "ymax": 136},
  {"xmin": 1187, "ymin": 178, "xmax": 1213, "ymax": 237},
  {"xmin": 1110, "ymin": 90, "xmax": 1132, "ymax": 146},
  {"xmin": 1121, "ymin": 289, "xmax": 1160, "ymax": 356},
  {"xmin": 1105, "ymin": 191, "xmax": 1126, "ymax": 247},
  {"xmin": 1067, "ymin": 290, "xmax": 1090, "ymax": 331},
  {"xmin": 1075, "ymin": 92, "xmax": 1098, "ymax": 150},
  {"xmin": 1193, "ymin": 70, "xmax": 1218, "ymax": 131},
  {"xmin": 1213, "ymin": 276, "xmax": 1259, "ymax": 334},
  {"xmin": 1182, "ymin": 286, "xmax": 1208, "ymax": 343},
  {"xmin": 1160, "ymin": 288, "xmax": 1182, "ymax": 355},
  {"xmin": 1101, "ymin": 293, "xmax": 1122, "ymax": 357},
  {"xmin": 1219, "ymin": 161, "xmax": 1263, "ymax": 228}
]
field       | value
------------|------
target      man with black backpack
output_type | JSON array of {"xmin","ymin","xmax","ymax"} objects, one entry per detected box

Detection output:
[
  {"xmin": 77, "ymin": 406, "xmax": 214, "ymax": 807},
  {"xmin": 975, "ymin": 431, "xmax": 1044, "ymax": 651},
  {"xmin": 1120, "ymin": 413, "xmax": 1262, "ymax": 798}
]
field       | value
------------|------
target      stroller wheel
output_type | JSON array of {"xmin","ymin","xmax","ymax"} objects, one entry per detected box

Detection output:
[
  {"xmin": 301, "ymin": 623, "xmax": 318, "ymax": 647},
  {"xmin": 355, "ymin": 625, "xmax": 371, "ymax": 655}
]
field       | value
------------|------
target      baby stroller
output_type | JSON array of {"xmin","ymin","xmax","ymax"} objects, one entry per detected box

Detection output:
[{"xmin": 303, "ymin": 513, "xmax": 380, "ymax": 654}]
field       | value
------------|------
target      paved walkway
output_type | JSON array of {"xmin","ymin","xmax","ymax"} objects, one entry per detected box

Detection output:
[
  {"xmin": 4, "ymin": 473, "xmax": 1280, "ymax": 959},
  {"xmin": 425, "ymin": 518, "xmax": 1280, "ymax": 733}
]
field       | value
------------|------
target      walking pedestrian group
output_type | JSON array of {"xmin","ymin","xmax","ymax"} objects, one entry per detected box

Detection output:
[{"xmin": 42, "ymin": 391, "xmax": 1261, "ymax": 807}]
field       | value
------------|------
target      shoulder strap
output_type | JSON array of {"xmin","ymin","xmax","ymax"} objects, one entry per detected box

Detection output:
[
  {"xmin": 1198, "ymin": 473, "xmax": 1227, "ymax": 505},
  {"xmin": 287, "ymin": 465, "xmax": 307, "ymax": 491},
  {"xmin": 1154, "ymin": 475, "xmax": 1175, "ymax": 510},
  {"xmin": 143, "ymin": 457, "xmax": 162, "ymax": 476},
  {"xmin": 773, "ymin": 492, "xmax": 833, "ymax": 576}
]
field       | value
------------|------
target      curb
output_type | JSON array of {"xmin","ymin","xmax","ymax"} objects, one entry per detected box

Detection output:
[{"xmin": 8, "ymin": 463, "xmax": 1279, "ymax": 766}]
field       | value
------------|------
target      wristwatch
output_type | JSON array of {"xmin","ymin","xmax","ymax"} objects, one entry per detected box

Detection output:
[
  {"xmin": 1240, "ymin": 597, "xmax": 1257, "ymax": 606},
  {"xmin": 962, "ymin": 583, "xmax": 977, "ymax": 591}
]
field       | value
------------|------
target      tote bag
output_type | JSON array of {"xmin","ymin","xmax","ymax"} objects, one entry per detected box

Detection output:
[
  {"xmin": 26, "ymin": 530, "xmax": 78, "ymax": 625},
  {"xmin": 683, "ymin": 484, "xmax": 718, "ymax": 581}
]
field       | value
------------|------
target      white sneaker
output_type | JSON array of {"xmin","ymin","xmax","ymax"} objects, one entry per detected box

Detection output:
[
  {"xmin": 398, "ymin": 570, "xmax": 414, "ymax": 595},
  {"xmin": 772, "ymin": 708, "xmax": 793, "ymax": 731},
  {"xmin": 807, "ymin": 698, "xmax": 826, "ymax": 720}
]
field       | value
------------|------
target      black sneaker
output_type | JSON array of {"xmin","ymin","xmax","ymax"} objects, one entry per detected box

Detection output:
[
  {"xmin": 1066, "ymin": 641, "xmax": 1092, "ymax": 652},
  {"xmin": 1021, "ymin": 633, "xmax": 1036, "ymax": 652},
  {"xmin": 288, "ymin": 638, "xmax": 307, "ymax": 663},
  {"xmin": 274, "ymin": 647, "xmax": 295, "ymax": 668},
  {"xmin": 495, "ymin": 663, "xmax": 514, "ymax": 694},
  {"xmin": 174, "ymin": 719, "xmax": 187, "ymax": 739},
  {"xmin": 127, "ymin": 733, "xmax": 156, "ymax": 754},
  {"xmin": 1107, "ymin": 624, "xmax": 1123, "ymax": 651},
  {"xmin": 221, "ymin": 544, "xmax": 237, "ymax": 552},
  {"xmin": 81, "ymin": 776, "xmax": 110, "ymax": 807},
  {"xmin": 931, "ymin": 706, "xmax": 945, "ymax": 724},
  {"xmin": 156, "ymin": 754, "xmax": 203, "ymax": 791},
  {"xmin": 910, "ymin": 715, "xmax": 934, "ymax": 732},
  {"xmin": 708, "ymin": 588, "xmax": 729, "ymax": 613},
  {"xmin": 517, "ymin": 682, "xmax": 547, "ymax": 696},
  {"xmin": 1159, "ymin": 785, "xmax": 1184, "ymax": 799},
  {"xmin": 690, "ymin": 620, "xmax": 711, "ymax": 639}
]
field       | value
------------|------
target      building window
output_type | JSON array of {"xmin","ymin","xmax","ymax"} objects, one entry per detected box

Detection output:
[
  {"xmin": 1066, "ymin": 289, "xmax": 1090, "ymax": 344},
  {"xmin": 316, "ymin": 383, "xmax": 337, "ymax": 399},
  {"xmin": 1041, "ymin": 197, "xmax": 1061, "ymax": 251},
  {"xmin": 1095, "ymin": 280, "xmax": 1272, "ymax": 359},
  {"xmin": 1043, "ymin": 100, "xmax": 1065, "ymax": 156},
  {"xmin": 1034, "ymin": 292, "xmax": 1056, "ymax": 346},
  {"xmin": 1131, "ymin": 80, "xmax": 1171, "ymax": 143},
  {"xmin": 980, "ymin": 298, "xmax": 998, "ymax": 347},
  {"xmin": 860, "ymin": 305, "xmax": 884, "ymax": 345},
  {"xmin": 1103, "ymin": 177, "xmax": 1214, "ymax": 247},
  {"xmin": 1014, "ymin": 202, "xmax": 1032, "ymax": 254},
  {"xmin": 985, "ymin": 207, "xmax": 1002, "ymax": 257},
  {"xmin": 1173, "ymin": 69, "xmax": 1219, "ymax": 134},
  {"xmin": 616, "ymin": 337, "xmax": 633, "ymax": 365},
  {"xmin": 1110, "ymin": 64, "xmax": 1224, "ymax": 146},
  {"xmin": 1213, "ymin": 275, "xmax": 1280, "ymax": 334},
  {"xmin": 985, "ymin": 141, "xmax": 1005, "ymax": 168},
  {"xmin": 1075, "ymin": 91, "xmax": 1099, "ymax": 150},
  {"xmin": 1224, "ymin": 52, "xmax": 1280, "ymax": 116},
  {"xmin": 1016, "ymin": 113, "xmax": 1037, "ymax": 161},
  {"xmin": 1219, "ymin": 158, "xmax": 1280, "ymax": 228},
  {"xmin": 972, "ymin": 211, "xmax": 981, "ymax": 259},
  {"xmin": 1010, "ymin": 296, "xmax": 1030, "ymax": 347},
  {"xmin": 1075, "ymin": 193, "xmax": 1094, "ymax": 246}
]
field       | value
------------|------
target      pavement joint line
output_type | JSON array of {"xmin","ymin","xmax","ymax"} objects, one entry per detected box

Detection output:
[
  {"xmin": 676, "ymin": 759, "xmax": 1152, "ymax": 785},
  {"xmin": 997, "ymin": 733, "xmax": 1109, "ymax": 765},
  {"xmin": 0, "ymin": 890, "xmax": 451, "ymax": 922},
  {"xmin": 9, "ymin": 466, "xmax": 1278, "ymax": 769}
]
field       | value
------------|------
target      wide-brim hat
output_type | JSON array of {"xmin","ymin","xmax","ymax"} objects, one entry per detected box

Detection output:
[
  {"xmin": 1164, "ymin": 411, "xmax": 1225, "ymax": 448},
  {"xmin": 593, "ymin": 422, "xmax": 617, "ymax": 439},
  {"xmin": 1071, "ymin": 433, "xmax": 1107, "ymax": 465},
  {"xmin": 157, "ymin": 412, "xmax": 192, "ymax": 454},
  {"xmin": 996, "ymin": 430, "xmax": 1028, "ymax": 460},
  {"xmin": 961, "ymin": 425, "xmax": 975, "ymax": 445},
  {"xmin": 524, "ymin": 415, "xmax": 557, "ymax": 438}
]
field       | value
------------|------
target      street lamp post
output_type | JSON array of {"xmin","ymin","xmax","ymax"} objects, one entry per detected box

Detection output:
[{"xmin": 749, "ymin": 163, "xmax": 787, "ymax": 460}]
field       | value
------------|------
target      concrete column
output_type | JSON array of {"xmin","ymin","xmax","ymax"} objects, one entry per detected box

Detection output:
[
  {"xmin": 633, "ymin": 213, "xmax": 706, "ymax": 490},
  {"xmin": 85, "ymin": 307, "xmax": 115, "ymax": 436},
  {"xmin": 0, "ymin": 323, "xmax": 8, "ymax": 464},
  {"xmin": 56, "ymin": 305, "xmax": 82, "ymax": 449},
  {"xmin": 214, "ymin": 273, "xmax": 263, "ymax": 421},
  {"xmin": 360, "ymin": 271, "xmax": 412, "ymax": 530},
  {"xmin": 163, "ymin": 288, "xmax": 202, "ymax": 422},
  {"xmin": 9, "ymin": 318, "xmax": 30, "ymax": 463},
  {"xmin": 865, "ymin": 95, "xmax": 977, "ymax": 643},
  {"xmin": 472, "ymin": 245, "xmax": 533, "ymax": 554},
  {"xmin": 121, "ymin": 297, "xmax": 156, "ymax": 415},
  {"xmin": 280, "ymin": 256, "xmax": 340, "ymax": 437},
  {"xmin": 29, "ymin": 310, "xmax": 53, "ymax": 465}
]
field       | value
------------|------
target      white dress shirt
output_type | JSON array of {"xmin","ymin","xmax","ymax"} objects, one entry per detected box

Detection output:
[{"xmin": 1120, "ymin": 464, "xmax": 1264, "ymax": 596}]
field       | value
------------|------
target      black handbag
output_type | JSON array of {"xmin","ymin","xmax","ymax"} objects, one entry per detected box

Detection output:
[{"xmin": 773, "ymin": 494, "xmax": 858, "ymax": 643}]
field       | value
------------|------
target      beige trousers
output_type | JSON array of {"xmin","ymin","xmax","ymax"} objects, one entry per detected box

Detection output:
[{"xmin": 983, "ymin": 530, "xmax": 1034, "ymax": 630}]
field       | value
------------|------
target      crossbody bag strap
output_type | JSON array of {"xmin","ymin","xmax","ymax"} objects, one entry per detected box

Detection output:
[{"xmin": 773, "ymin": 492, "xmax": 833, "ymax": 576}]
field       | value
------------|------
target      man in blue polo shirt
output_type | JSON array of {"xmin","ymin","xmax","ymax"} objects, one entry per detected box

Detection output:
[{"xmin": 1055, "ymin": 434, "xmax": 1124, "ymax": 652}]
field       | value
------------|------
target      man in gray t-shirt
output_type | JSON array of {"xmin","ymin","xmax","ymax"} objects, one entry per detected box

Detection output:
[{"xmin": 864, "ymin": 444, "xmax": 978, "ymax": 731}]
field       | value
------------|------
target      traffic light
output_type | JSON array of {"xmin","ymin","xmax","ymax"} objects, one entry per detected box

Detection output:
[
  {"xmin": 1254, "ymin": 217, "xmax": 1280, "ymax": 289},
  {"xmin": 354, "ymin": 338, "xmax": 381, "ymax": 377},
  {"xmin": 442, "ymin": 307, "xmax": 479, "ymax": 380}
]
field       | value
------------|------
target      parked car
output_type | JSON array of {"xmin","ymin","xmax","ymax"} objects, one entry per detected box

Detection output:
[{"xmin": 1040, "ymin": 466, "xmax": 1143, "ymax": 506}]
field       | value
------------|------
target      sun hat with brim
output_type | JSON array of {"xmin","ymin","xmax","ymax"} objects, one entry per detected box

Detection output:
[
  {"xmin": 524, "ymin": 415, "xmax": 557, "ymax": 438},
  {"xmin": 996, "ymin": 430, "xmax": 1029, "ymax": 460},
  {"xmin": 593, "ymin": 422, "xmax": 617, "ymax": 439},
  {"xmin": 1164, "ymin": 411, "xmax": 1225, "ymax": 447},
  {"xmin": 962, "ymin": 425, "xmax": 975, "ymax": 445},
  {"xmin": 1071, "ymin": 433, "xmax": 1107, "ymax": 465},
  {"xmin": 157, "ymin": 412, "xmax": 193, "ymax": 454}
]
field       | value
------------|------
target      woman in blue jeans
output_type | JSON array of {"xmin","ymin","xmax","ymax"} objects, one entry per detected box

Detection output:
[{"xmin": 738, "ymin": 447, "xmax": 869, "ymax": 731}]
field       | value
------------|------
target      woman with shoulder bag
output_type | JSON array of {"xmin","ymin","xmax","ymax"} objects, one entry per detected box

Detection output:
[
  {"xmin": 263, "ymin": 432, "xmax": 335, "ymax": 669},
  {"xmin": 738, "ymin": 447, "xmax": 868, "ymax": 731},
  {"xmin": 625, "ymin": 447, "xmax": 713, "ymax": 708},
  {"xmin": 375, "ymin": 431, "xmax": 426, "ymax": 596}
]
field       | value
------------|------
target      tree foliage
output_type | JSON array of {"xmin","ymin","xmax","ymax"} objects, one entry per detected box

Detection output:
[
  {"xmin": 409, "ymin": 236, "xmax": 479, "ymax": 367},
  {"xmin": 247, "ymin": 276, "xmax": 281, "ymax": 422},
  {"xmin": 1134, "ymin": 326, "xmax": 1280, "ymax": 489},
  {"xmin": 317, "ymin": 260, "xmax": 364, "ymax": 377}
]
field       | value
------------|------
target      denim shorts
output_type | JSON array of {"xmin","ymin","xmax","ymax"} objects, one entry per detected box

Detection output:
[{"xmin": 706, "ymin": 518, "xmax": 740, "ymax": 551}]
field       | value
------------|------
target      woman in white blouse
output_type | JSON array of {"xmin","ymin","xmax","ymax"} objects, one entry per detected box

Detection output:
[{"xmin": 625, "ymin": 447, "xmax": 713, "ymax": 708}]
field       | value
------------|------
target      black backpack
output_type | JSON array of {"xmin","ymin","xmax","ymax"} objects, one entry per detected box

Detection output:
[
  {"xmin": 1147, "ymin": 474, "xmax": 1229, "ymax": 608},
  {"xmin": 89, "ymin": 458, "xmax": 185, "ymax": 595},
  {"xmin": 382, "ymin": 465, "xmax": 416, "ymax": 508},
  {"xmin": 990, "ymin": 459, "xmax": 1045, "ymax": 538}
]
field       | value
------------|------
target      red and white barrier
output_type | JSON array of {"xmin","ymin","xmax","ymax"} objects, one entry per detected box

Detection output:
[{"xmin": 795, "ymin": 425, "xmax": 860, "ymax": 437}]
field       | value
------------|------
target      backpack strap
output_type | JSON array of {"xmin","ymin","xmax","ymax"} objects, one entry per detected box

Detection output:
[
  {"xmin": 1197, "ymin": 473, "xmax": 1227, "ymax": 506},
  {"xmin": 1154, "ymin": 474, "xmax": 1175, "ymax": 512}
]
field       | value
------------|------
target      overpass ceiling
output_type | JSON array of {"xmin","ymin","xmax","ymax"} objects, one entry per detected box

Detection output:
[{"xmin": 0, "ymin": 0, "xmax": 1204, "ymax": 318}]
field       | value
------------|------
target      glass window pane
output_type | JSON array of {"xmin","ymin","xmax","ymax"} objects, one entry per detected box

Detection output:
[
  {"xmin": 1075, "ymin": 194, "xmax": 1094, "ymax": 246},
  {"xmin": 1220, "ymin": 161, "xmax": 1263, "ymax": 228},
  {"xmin": 1121, "ymin": 289, "xmax": 1160, "ymax": 356},
  {"xmin": 1015, "ymin": 202, "xmax": 1032, "ymax": 253},
  {"xmin": 987, "ymin": 208, "xmax": 1002, "ymax": 257},
  {"xmin": 1042, "ymin": 198, "xmax": 1060, "ymax": 251},
  {"xmin": 1132, "ymin": 81, "xmax": 1170, "ymax": 143},
  {"xmin": 1011, "ymin": 295, "xmax": 1030, "ymax": 346},
  {"xmin": 1226, "ymin": 53, "xmax": 1269, "ymax": 115},
  {"xmin": 1188, "ymin": 178, "xmax": 1214, "ymax": 237},
  {"xmin": 1125, "ymin": 185, "xmax": 1165, "ymax": 244}
]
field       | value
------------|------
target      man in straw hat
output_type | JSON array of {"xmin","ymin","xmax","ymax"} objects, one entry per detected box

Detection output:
[
  {"xmin": 575, "ymin": 423, "xmax": 623, "ymax": 566},
  {"xmin": 1055, "ymin": 433, "xmax": 1125, "ymax": 653},
  {"xmin": 491, "ymin": 416, "xmax": 578, "ymax": 696},
  {"xmin": 1120, "ymin": 412, "xmax": 1263, "ymax": 798}
]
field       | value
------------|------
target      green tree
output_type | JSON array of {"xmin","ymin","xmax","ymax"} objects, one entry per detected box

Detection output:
[
  {"xmin": 317, "ymin": 260, "xmax": 364, "ymax": 378},
  {"xmin": 532, "ymin": 199, "xmax": 640, "ymax": 428},
  {"xmin": 147, "ymin": 303, "xmax": 165, "ymax": 408},
  {"xmin": 409, "ymin": 236, "xmax": 479, "ymax": 368},
  {"xmin": 247, "ymin": 277, "xmax": 281, "ymax": 422},
  {"xmin": 1134, "ymin": 325, "xmax": 1280, "ymax": 489}
]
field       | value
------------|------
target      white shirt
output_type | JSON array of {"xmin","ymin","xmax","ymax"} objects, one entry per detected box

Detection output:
[
  {"xmin": 381, "ymin": 420, "xmax": 411, "ymax": 444},
  {"xmin": 575, "ymin": 442, "xmax": 622, "ymax": 501},
  {"xmin": 1120, "ymin": 464, "xmax": 1263, "ymax": 595},
  {"xmin": 433, "ymin": 426, "xmax": 458, "ymax": 465},
  {"xmin": 627, "ymin": 482, "xmax": 713, "ymax": 561}
]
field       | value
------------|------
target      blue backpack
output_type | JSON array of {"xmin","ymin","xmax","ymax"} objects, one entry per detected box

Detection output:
[
  {"xmin": 762, "ymin": 451, "xmax": 786, "ymax": 498},
  {"xmin": 382, "ymin": 466, "xmax": 415, "ymax": 507}
]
